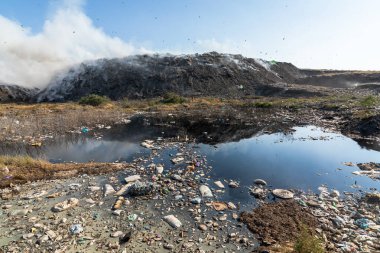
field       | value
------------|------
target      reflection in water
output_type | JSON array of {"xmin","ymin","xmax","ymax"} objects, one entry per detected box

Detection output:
[
  {"xmin": 198, "ymin": 126, "xmax": 380, "ymax": 202},
  {"xmin": 0, "ymin": 117, "xmax": 179, "ymax": 162},
  {"xmin": 1, "ymin": 119, "xmax": 380, "ymax": 204}
]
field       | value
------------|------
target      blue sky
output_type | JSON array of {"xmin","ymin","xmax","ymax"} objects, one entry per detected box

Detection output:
[{"xmin": 0, "ymin": 0, "xmax": 380, "ymax": 87}]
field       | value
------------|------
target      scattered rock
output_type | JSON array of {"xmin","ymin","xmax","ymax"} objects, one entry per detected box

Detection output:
[
  {"xmin": 124, "ymin": 175, "xmax": 141, "ymax": 183},
  {"xmin": 199, "ymin": 185, "xmax": 213, "ymax": 198},
  {"xmin": 104, "ymin": 184, "xmax": 116, "ymax": 196},
  {"xmin": 156, "ymin": 165, "xmax": 164, "ymax": 174},
  {"xmin": 198, "ymin": 224, "xmax": 207, "ymax": 231},
  {"xmin": 272, "ymin": 189, "xmax": 294, "ymax": 199},
  {"xmin": 190, "ymin": 197, "xmax": 202, "ymax": 204},
  {"xmin": 214, "ymin": 181, "xmax": 225, "ymax": 189},
  {"xmin": 212, "ymin": 201, "xmax": 228, "ymax": 211},
  {"xmin": 69, "ymin": 224, "xmax": 83, "ymax": 235},
  {"xmin": 112, "ymin": 210, "xmax": 123, "ymax": 216},
  {"xmin": 52, "ymin": 198, "xmax": 79, "ymax": 212},
  {"xmin": 171, "ymin": 174, "xmax": 183, "ymax": 181},
  {"xmin": 254, "ymin": 179, "xmax": 267, "ymax": 186},
  {"xmin": 228, "ymin": 181, "xmax": 239, "ymax": 188},
  {"xmin": 171, "ymin": 157, "xmax": 184, "ymax": 164},
  {"xmin": 111, "ymin": 231, "xmax": 124, "ymax": 238},
  {"xmin": 227, "ymin": 202, "xmax": 237, "ymax": 209},
  {"xmin": 129, "ymin": 181, "xmax": 155, "ymax": 196},
  {"xmin": 163, "ymin": 215, "xmax": 182, "ymax": 228}
]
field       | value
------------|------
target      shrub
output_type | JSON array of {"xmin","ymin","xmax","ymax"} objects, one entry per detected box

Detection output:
[
  {"xmin": 79, "ymin": 94, "xmax": 110, "ymax": 106},
  {"xmin": 360, "ymin": 95, "xmax": 379, "ymax": 107},
  {"xmin": 294, "ymin": 226, "xmax": 324, "ymax": 253},
  {"xmin": 253, "ymin": 101, "xmax": 273, "ymax": 108},
  {"xmin": 161, "ymin": 92, "xmax": 186, "ymax": 104}
]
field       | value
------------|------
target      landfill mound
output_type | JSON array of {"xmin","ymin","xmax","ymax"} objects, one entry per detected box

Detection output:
[
  {"xmin": 36, "ymin": 52, "xmax": 310, "ymax": 101},
  {"xmin": 3, "ymin": 52, "xmax": 380, "ymax": 103},
  {"xmin": 0, "ymin": 84, "xmax": 39, "ymax": 102}
]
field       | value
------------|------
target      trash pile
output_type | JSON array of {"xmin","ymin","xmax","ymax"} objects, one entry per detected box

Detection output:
[{"xmin": 297, "ymin": 187, "xmax": 380, "ymax": 252}]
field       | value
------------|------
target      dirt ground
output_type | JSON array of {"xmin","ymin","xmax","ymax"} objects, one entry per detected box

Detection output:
[{"xmin": 0, "ymin": 156, "xmax": 128, "ymax": 189}]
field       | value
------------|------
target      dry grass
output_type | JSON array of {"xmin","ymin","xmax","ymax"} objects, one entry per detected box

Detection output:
[{"xmin": 0, "ymin": 155, "xmax": 127, "ymax": 188}]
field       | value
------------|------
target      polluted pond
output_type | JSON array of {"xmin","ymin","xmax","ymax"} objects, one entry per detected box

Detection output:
[{"xmin": 1, "ymin": 117, "xmax": 380, "ymax": 252}]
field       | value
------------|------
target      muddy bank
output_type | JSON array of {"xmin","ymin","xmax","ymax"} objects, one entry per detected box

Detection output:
[{"xmin": 0, "ymin": 157, "xmax": 128, "ymax": 189}]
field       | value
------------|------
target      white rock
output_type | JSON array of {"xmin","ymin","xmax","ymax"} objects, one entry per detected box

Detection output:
[
  {"xmin": 89, "ymin": 186, "xmax": 101, "ymax": 192},
  {"xmin": 330, "ymin": 190, "xmax": 340, "ymax": 198},
  {"xmin": 272, "ymin": 189, "xmax": 294, "ymax": 199},
  {"xmin": 124, "ymin": 175, "xmax": 141, "ymax": 183},
  {"xmin": 46, "ymin": 230, "xmax": 57, "ymax": 239},
  {"xmin": 115, "ymin": 183, "xmax": 133, "ymax": 196},
  {"xmin": 85, "ymin": 198, "xmax": 96, "ymax": 204},
  {"xmin": 199, "ymin": 185, "xmax": 213, "ymax": 198},
  {"xmin": 104, "ymin": 184, "xmax": 116, "ymax": 196},
  {"xmin": 171, "ymin": 174, "xmax": 183, "ymax": 181},
  {"xmin": 22, "ymin": 190, "xmax": 48, "ymax": 200},
  {"xmin": 11, "ymin": 209, "xmax": 29, "ymax": 216},
  {"xmin": 52, "ymin": 198, "xmax": 79, "ymax": 212},
  {"xmin": 156, "ymin": 165, "xmax": 164, "ymax": 174},
  {"xmin": 227, "ymin": 202, "xmax": 237, "ymax": 209},
  {"xmin": 214, "ymin": 181, "xmax": 225, "ymax": 189},
  {"xmin": 171, "ymin": 157, "xmax": 184, "ymax": 164},
  {"xmin": 111, "ymin": 231, "xmax": 124, "ymax": 238},
  {"xmin": 163, "ymin": 215, "xmax": 182, "ymax": 228},
  {"xmin": 254, "ymin": 179, "xmax": 267, "ymax": 186},
  {"xmin": 112, "ymin": 210, "xmax": 123, "ymax": 216},
  {"xmin": 141, "ymin": 142, "xmax": 154, "ymax": 149}
]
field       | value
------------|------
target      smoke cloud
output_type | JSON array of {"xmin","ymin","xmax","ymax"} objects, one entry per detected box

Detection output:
[{"xmin": 0, "ymin": 0, "xmax": 149, "ymax": 88}]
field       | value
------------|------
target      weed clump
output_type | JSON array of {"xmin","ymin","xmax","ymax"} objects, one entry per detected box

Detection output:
[
  {"xmin": 294, "ymin": 226, "xmax": 325, "ymax": 253},
  {"xmin": 254, "ymin": 101, "xmax": 273, "ymax": 108},
  {"xmin": 79, "ymin": 94, "xmax": 110, "ymax": 106},
  {"xmin": 161, "ymin": 92, "xmax": 186, "ymax": 104},
  {"xmin": 360, "ymin": 95, "xmax": 379, "ymax": 107}
]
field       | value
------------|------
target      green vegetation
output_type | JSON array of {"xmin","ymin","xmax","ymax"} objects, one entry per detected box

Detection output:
[
  {"xmin": 161, "ymin": 92, "xmax": 186, "ymax": 104},
  {"xmin": 360, "ymin": 95, "xmax": 379, "ymax": 107},
  {"xmin": 294, "ymin": 226, "xmax": 325, "ymax": 253},
  {"xmin": 79, "ymin": 94, "xmax": 110, "ymax": 106},
  {"xmin": 253, "ymin": 101, "xmax": 273, "ymax": 108},
  {"xmin": 322, "ymin": 103, "xmax": 340, "ymax": 110}
]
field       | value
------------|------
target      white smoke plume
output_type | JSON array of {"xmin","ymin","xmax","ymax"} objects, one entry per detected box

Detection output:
[{"xmin": 0, "ymin": 0, "xmax": 149, "ymax": 89}]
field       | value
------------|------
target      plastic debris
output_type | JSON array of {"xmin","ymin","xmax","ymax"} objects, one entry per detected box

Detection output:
[
  {"xmin": 128, "ymin": 214, "xmax": 138, "ymax": 221},
  {"xmin": 354, "ymin": 218, "xmax": 369, "ymax": 229},
  {"xmin": 69, "ymin": 224, "xmax": 83, "ymax": 235}
]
